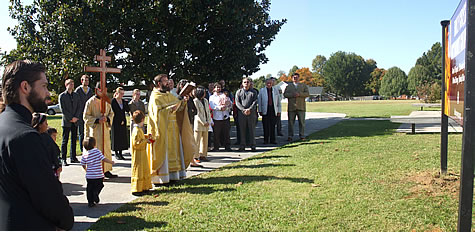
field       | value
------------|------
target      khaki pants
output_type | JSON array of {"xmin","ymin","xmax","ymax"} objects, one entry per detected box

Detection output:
[
  {"xmin": 194, "ymin": 130, "xmax": 208, "ymax": 158},
  {"xmin": 288, "ymin": 110, "xmax": 305, "ymax": 138}
]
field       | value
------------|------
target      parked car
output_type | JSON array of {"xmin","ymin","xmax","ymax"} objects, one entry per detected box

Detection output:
[{"xmin": 47, "ymin": 104, "xmax": 62, "ymax": 115}]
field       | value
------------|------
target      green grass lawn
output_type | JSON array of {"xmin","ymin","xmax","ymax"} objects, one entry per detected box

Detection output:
[
  {"xmin": 90, "ymin": 120, "xmax": 464, "ymax": 231},
  {"xmin": 283, "ymin": 100, "xmax": 440, "ymax": 118}
]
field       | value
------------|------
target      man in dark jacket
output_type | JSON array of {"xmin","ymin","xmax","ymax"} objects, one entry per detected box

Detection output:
[
  {"xmin": 75, "ymin": 74, "xmax": 94, "ymax": 155},
  {"xmin": 59, "ymin": 78, "xmax": 80, "ymax": 165},
  {"xmin": 0, "ymin": 60, "xmax": 74, "ymax": 230}
]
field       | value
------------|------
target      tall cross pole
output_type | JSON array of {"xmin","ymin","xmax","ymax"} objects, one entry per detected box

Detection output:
[{"xmin": 84, "ymin": 49, "xmax": 121, "ymax": 154}]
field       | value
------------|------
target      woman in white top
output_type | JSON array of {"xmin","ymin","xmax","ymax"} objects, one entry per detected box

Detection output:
[{"xmin": 192, "ymin": 86, "xmax": 213, "ymax": 163}]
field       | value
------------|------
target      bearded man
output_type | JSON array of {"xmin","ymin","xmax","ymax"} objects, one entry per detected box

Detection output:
[
  {"xmin": 147, "ymin": 74, "xmax": 195, "ymax": 185},
  {"xmin": 0, "ymin": 60, "xmax": 74, "ymax": 230},
  {"xmin": 83, "ymin": 82, "xmax": 116, "ymax": 178}
]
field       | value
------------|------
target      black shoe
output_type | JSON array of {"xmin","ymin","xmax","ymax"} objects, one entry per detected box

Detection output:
[
  {"xmin": 251, "ymin": 147, "xmax": 257, "ymax": 152},
  {"xmin": 88, "ymin": 202, "xmax": 96, "ymax": 207},
  {"xmin": 132, "ymin": 192, "xmax": 144, "ymax": 196},
  {"xmin": 270, "ymin": 141, "xmax": 277, "ymax": 144},
  {"xmin": 62, "ymin": 160, "xmax": 69, "ymax": 166},
  {"xmin": 211, "ymin": 148, "xmax": 219, "ymax": 152},
  {"xmin": 225, "ymin": 147, "xmax": 232, "ymax": 152},
  {"xmin": 70, "ymin": 158, "xmax": 79, "ymax": 163},
  {"xmin": 238, "ymin": 147, "xmax": 245, "ymax": 152},
  {"xmin": 104, "ymin": 171, "xmax": 118, "ymax": 178}
]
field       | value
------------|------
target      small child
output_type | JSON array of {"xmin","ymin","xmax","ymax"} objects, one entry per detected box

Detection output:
[
  {"xmin": 81, "ymin": 137, "xmax": 115, "ymax": 207},
  {"xmin": 46, "ymin": 127, "xmax": 62, "ymax": 178},
  {"xmin": 131, "ymin": 110, "xmax": 153, "ymax": 195},
  {"xmin": 32, "ymin": 113, "xmax": 61, "ymax": 179}
]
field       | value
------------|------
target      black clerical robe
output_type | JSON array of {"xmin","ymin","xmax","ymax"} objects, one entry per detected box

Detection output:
[{"xmin": 0, "ymin": 103, "xmax": 74, "ymax": 230}]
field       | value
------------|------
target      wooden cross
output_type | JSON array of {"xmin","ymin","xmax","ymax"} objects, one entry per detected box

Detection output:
[
  {"xmin": 84, "ymin": 49, "xmax": 121, "ymax": 113},
  {"xmin": 84, "ymin": 49, "xmax": 121, "ymax": 157}
]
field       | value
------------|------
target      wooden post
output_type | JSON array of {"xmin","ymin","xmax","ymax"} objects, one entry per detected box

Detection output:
[
  {"xmin": 84, "ymin": 49, "xmax": 121, "ymax": 155},
  {"xmin": 440, "ymin": 20, "xmax": 450, "ymax": 175},
  {"xmin": 458, "ymin": 0, "xmax": 475, "ymax": 230}
]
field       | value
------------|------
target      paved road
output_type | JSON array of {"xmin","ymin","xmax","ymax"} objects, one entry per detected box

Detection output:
[{"xmin": 61, "ymin": 112, "xmax": 346, "ymax": 230}]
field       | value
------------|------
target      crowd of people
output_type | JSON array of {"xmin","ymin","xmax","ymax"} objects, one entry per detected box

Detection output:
[{"xmin": 0, "ymin": 60, "xmax": 309, "ymax": 230}]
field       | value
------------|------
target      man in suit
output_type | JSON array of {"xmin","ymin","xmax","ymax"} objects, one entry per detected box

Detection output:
[
  {"xmin": 283, "ymin": 73, "xmax": 309, "ymax": 141},
  {"xmin": 75, "ymin": 74, "xmax": 94, "ymax": 154},
  {"xmin": 59, "ymin": 79, "xmax": 80, "ymax": 165},
  {"xmin": 258, "ymin": 77, "xmax": 282, "ymax": 144}
]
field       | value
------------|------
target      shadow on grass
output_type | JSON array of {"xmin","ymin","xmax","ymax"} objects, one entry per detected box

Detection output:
[
  {"xmin": 246, "ymin": 155, "xmax": 291, "ymax": 160},
  {"xmin": 222, "ymin": 163, "xmax": 296, "ymax": 170},
  {"xmin": 309, "ymin": 120, "xmax": 398, "ymax": 140},
  {"xmin": 154, "ymin": 186, "xmax": 235, "ymax": 195},
  {"xmin": 153, "ymin": 175, "xmax": 314, "ymax": 195},
  {"xmin": 89, "ymin": 215, "xmax": 167, "ymax": 231},
  {"xmin": 114, "ymin": 201, "xmax": 170, "ymax": 213}
]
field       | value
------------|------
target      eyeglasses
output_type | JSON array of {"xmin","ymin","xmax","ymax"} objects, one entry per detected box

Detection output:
[{"xmin": 243, "ymin": 81, "xmax": 249, "ymax": 83}]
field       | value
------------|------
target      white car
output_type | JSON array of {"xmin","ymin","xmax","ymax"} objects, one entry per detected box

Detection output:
[{"xmin": 47, "ymin": 104, "xmax": 62, "ymax": 115}]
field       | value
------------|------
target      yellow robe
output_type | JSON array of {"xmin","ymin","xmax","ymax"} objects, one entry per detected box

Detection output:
[
  {"xmin": 83, "ymin": 97, "xmax": 114, "ymax": 173},
  {"xmin": 131, "ymin": 127, "xmax": 152, "ymax": 192},
  {"xmin": 147, "ymin": 89, "xmax": 196, "ymax": 184}
]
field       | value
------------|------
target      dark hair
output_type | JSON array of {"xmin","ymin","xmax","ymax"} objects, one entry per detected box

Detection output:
[
  {"xmin": 132, "ymin": 110, "xmax": 145, "ymax": 124},
  {"xmin": 195, "ymin": 86, "xmax": 206, "ymax": 99},
  {"xmin": 2, "ymin": 60, "xmax": 46, "ymax": 105},
  {"xmin": 213, "ymin": 82, "xmax": 222, "ymax": 92},
  {"xmin": 292, "ymin": 73, "xmax": 300, "ymax": 77},
  {"xmin": 31, "ymin": 112, "xmax": 47, "ymax": 130},
  {"xmin": 153, "ymin": 74, "xmax": 168, "ymax": 87},
  {"xmin": 47, "ymin": 127, "xmax": 57, "ymax": 135},
  {"xmin": 83, "ymin": 137, "xmax": 96, "ymax": 151}
]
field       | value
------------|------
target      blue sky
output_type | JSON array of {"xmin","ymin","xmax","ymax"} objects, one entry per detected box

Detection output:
[{"xmin": 0, "ymin": 0, "xmax": 461, "ymax": 78}]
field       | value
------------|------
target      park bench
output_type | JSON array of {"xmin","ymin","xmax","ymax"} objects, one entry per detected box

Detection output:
[
  {"xmin": 390, "ymin": 116, "xmax": 440, "ymax": 134},
  {"xmin": 412, "ymin": 103, "xmax": 441, "ymax": 111}
]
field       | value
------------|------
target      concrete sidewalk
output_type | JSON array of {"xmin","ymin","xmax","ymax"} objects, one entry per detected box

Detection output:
[
  {"xmin": 394, "ymin": 111, "xmax": 462, "ymax": 133},
  {"xmin": 61, "ymin": 112, "xmax": 346, "ymax": 230}
]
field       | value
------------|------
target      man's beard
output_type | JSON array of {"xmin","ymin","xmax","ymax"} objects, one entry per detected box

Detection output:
[
  {"xmin": 160, "ymin": 85, "xmax": 170, "ymax": 92},
  {"xmin": 27, "ymin": 89, "xmax": 48, "ymax": 113}
]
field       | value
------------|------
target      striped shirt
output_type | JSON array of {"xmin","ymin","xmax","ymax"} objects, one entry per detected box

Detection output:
[{"xmin": 80, "ymin": 148, "xmax": 105, "ymax": 179}]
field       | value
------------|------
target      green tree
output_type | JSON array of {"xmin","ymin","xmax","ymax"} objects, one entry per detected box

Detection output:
[
  {"xmin": 415, "ymin": 42, "xmax": 442, "ymax": 82},
  {"xmin": 311, "ymin": 55, "xmax": 326, "ymax": 75},
  {"xmin": 322, "ymin": 51, "xmax": 371, "ymax": 98},
  {"xmin": 380, "ymin": 67, "xmax": 408, "ymax": 97},
  {"xmin": 288, "ymin": 65, "xmax": 299, "ymax": 76},
  {"xmin": 253, "ymin": 74, "xmax": 271, "ymax": 90},
  {"xmin": 4, "ymin": 0, "xmax": 286, "ymax": 93},
  {"xmin": 407, "ymin": 65, "xmax": 432, "ymax": 96}
]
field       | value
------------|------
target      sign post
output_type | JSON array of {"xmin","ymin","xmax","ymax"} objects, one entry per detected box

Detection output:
[
  {"xmin": 455, "ymin": 0, "xmax": 475, "ymax": 230},
  {"xmin": 441, "ymin": 20, "xmax": 450, "ymax": 175}
]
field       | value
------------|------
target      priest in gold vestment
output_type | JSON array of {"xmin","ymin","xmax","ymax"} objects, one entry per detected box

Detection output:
[
  {"xmin": 147, "ymin": 74, "xmax": 196, "ymax": 184},
  {"xmin": 83, "ymin": 83, "xmax": 116, "ymax": 178}
]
